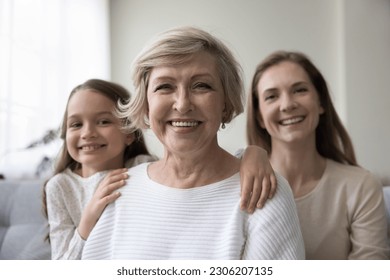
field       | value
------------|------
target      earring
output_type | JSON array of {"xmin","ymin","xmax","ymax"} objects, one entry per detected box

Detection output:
[{"xmin": 221, "ymin": 123, "xmax": 226, "ymax": 129}]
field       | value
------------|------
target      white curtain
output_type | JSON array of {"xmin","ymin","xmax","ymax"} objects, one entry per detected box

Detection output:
[{"xmin": 0, "ymin": 0, "xmax": 110, "ymax": 156}]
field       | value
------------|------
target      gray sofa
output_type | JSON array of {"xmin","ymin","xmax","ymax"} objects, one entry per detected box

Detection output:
[
  {"xmin": 0, "ymin": 179, "xmax": 389, "ymax": 260},
  {"xmin": 0, "ymin": 179, "xmax": 50, "ymax": 259}
]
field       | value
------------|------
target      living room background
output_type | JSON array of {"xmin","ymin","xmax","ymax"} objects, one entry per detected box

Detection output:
[{"xmin": 0, "ymin": 0, "xmax": 389, "ymax": 182}]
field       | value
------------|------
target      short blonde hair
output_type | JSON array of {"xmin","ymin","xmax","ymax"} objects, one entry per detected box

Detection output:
[{"xmin": 118, "ymin": 26, "xmax": 244, "ymax": 132}]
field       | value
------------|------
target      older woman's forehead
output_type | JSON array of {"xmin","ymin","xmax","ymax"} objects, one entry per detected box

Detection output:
[{"xmin": 148, "ymin": 52, "xmax": 220, "ymax": 80}]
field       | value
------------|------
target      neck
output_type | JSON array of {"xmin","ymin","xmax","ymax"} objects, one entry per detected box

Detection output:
[
  {"xmin": 270, "ymin": 140, "xmax": 326, "ymax": 197},
  {"xmin": 149, "ymin": 146, "xmax": 240, "ymax": 188}
]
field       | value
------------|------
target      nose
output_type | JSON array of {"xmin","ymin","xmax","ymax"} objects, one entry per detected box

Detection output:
[
  {"xmin": 81, "ymin": 123, "xmax": 97, "ymax": 139},
  {"xmin": 280, "ymin": 93, "xmax": 297, "ymax": 112},
  {"xmin": 173, "ymin": 87, "xmax": 193, "ymax": 113}
]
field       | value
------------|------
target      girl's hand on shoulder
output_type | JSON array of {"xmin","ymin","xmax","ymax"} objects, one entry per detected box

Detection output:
[
  {"xmin": 78, "ymin": 168, "xmax": 128, "ymax": 240},
  {"xmin": 240, "ymin": 146, "xmax": 277, "ymax": 213}
]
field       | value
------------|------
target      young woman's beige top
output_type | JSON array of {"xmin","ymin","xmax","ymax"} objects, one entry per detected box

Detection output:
[{"xmin": 295, "ymin": 159, "xmax": 389, "ymax": 259}]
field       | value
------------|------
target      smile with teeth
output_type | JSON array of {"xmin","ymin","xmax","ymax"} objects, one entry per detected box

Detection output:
[
  {"xmin": 79, "ymin": 144, "xmax": 105, "ymax": 151},
  {"xmin": 279, "ymin": 116, "xmax": 305, "ymax": 126},
  {"xmin": 170, "ymin": 121, "xmax": 200, "ymax": 127}
]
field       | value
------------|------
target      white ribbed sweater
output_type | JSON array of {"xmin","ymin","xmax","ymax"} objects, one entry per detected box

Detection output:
[{"xmin": 82, "ymin": 163, "xmax": 304, "ymax": 260}]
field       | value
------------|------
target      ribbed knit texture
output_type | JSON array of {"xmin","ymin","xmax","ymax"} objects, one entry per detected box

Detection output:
[{"xmin": 82, "ymin": 163, "xmax": 305, "ymax": 260}]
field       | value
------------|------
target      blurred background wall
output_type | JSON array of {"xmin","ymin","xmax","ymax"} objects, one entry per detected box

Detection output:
[
  {"xmin": 109, "ymin": 0, "xmax": 390, "ymax": 181},
  {"xmin": 1, "ymin": 0, "xmax": 388, "ymax": 182}
]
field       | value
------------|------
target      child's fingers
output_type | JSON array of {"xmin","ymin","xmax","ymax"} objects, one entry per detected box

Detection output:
[
  {"xmin": 98, "ymin": 170, "xmax": 128, "ymax": 190},
  {"xmin": 100, "ymin": 191, "xmax": 121, "ymax": 206},
  {"xmin": 240, "ymin": 176, "xmax": 254, "ymax": 210},
  {"xmin": 102, "ymin": 168, "xmax": 128, "ymax": 183},
  {"xmin": 97, "ymin": 178, "xmax": 127, "ymax": 198},
  {"xmin": 257, "ymin": 177, "xmax": 270, "ymax": 209}
]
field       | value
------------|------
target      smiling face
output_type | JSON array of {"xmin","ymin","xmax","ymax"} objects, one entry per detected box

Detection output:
[
  {"xmin": 257, "ymin": 61, "xmax": 324, "ymax": 148},
  {"xmin": 65, "ymin": 89, "xmax": 133, "ymax": 176},
  {"xmin": 146, "ymin": 51, "xmax": 225, "ymax": 156}
]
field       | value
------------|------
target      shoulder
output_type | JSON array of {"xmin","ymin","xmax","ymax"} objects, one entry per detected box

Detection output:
[
  {"xmin": 45, "ymin": 170, "xmax": 71, "ymax": 194},
  {"xmin": 326, "ymin": 159, "xmax": 381, "ymax": 191},
  {"xmin": 274, "ymin": 172, "xmax": 296, "ymax": 203},
  {"xmin": 125, "ymin": 154, "xmax": 157, "ymax": 168},
  {"xmin": 127, "ymin": 162, "xmax": 149, "ymax": 177},
  {"xmin": 252, "ymin": 172, "xmax": 296, "ymax": 217}
]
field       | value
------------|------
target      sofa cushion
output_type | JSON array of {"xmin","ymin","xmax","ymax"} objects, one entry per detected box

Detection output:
[{"xmin": 0, "ymin": 180, "xmax": 51, "ymax": 259}]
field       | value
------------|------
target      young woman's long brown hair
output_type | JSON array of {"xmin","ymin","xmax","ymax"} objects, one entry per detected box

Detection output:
[{"xmin": 247, "ymin": 51, "xmax": 357, "ymax": 166}]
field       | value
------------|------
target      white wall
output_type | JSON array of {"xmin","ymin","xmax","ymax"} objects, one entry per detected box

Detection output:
[
  {"xmin": 109, "ymin": 0, "xmax": 390, "ymax": 181},
  {"xmin": 343, "ymin": 0, "xmax": 390, "ymax": 182}
]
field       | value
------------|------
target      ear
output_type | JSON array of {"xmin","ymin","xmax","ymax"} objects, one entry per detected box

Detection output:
[{"xmin": 125, "ymin": 133, "xmax": 135, "ymax": 146}]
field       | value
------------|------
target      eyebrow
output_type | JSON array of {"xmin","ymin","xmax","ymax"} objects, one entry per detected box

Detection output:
[
  {"xmin": 67, "ymin": 111, "xmax": 114, "ymax": 119},
  {"xmin": 261, "ymin": 81, "xmax": 309, "ymax": 94},
  {"xmin": 151, "ymin": 72, "xmax": 216, "ymax": 82}
]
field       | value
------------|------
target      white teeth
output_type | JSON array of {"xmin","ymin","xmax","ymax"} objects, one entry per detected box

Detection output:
[
  {"xmin": 171, "ymin": 121, "xmax": 199, "ymax": 127},
  {"xmin": 280, "ymin": 117, "xmax": 304, "ymax": 125},
  {"xmin": 80, "ymin": 145, "xmax": 102, "ymax": 151}
]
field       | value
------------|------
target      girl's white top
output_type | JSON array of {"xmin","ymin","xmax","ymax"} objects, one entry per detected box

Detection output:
[{"xmin": 45, "ymin": 154, "xmax": 155, "ymax": 259}]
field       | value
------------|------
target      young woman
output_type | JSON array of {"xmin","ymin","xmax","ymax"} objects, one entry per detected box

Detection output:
[{"xmin": 246, "ymin": 51, "xmax": 389, "ymax": 259}]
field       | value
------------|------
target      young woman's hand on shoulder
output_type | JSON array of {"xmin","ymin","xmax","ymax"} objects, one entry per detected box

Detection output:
[{"xmin": 240, "ymin": 146, "xmax": 277, "ymax": 213}]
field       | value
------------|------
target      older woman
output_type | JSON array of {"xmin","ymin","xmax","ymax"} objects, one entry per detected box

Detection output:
[
  {"xmin": 245, "ymin": 50, "xmax": 389, "ymax": 259},
  {"xmin": 82, "ymin": 27, "xmax": 304, "ymax": 260}
]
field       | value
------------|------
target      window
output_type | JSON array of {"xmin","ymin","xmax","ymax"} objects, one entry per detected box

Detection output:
[{"xmin": 0, "ymin": 0, "xmax": 110, "ymax": 156}]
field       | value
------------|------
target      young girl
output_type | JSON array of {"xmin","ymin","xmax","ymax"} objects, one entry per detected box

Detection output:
[
  {"xmin": 44, "ymin": 79, "xmax": 155, "ymax": 259},
  {"xmin": 44, "ymin": 79, "xmax": 275, "ymax": 259}
]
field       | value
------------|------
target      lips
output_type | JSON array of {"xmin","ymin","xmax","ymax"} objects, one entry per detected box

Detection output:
[{"xmin": 279, "ymin": 116, "xmax": 305, "ymax": 126}]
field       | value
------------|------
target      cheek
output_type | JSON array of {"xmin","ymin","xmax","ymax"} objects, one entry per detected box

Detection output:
[
  {"xmin": 65, "ymin": 133, "xmax": 75, "ymax": 147},
  {"xmin": 257, "ymin": 103, "xmax": 268, "ymax": 129},
  {"xmin": 148, "ymin": 96, "xmax": 167, "ymax": 118},
  {"xmin": 65, "ymin": 134, "xmax": 78, "ymax": 158}
]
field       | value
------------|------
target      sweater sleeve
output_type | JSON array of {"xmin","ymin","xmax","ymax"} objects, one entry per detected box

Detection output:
[
  {"xmin": 242, "ymin": 173, "xmax": 305, "ymax": 259},
  {"xmin": 348, "ymin": 173, "xmax": 389, "ymax": 259},
  {"xmin": 45, "ymin": 178, "xmax": 86, "ymax": 259}
]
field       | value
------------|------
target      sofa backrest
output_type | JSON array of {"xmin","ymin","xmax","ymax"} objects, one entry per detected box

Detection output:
[{"xmin": 0, "ymin": 180, "xmax": 51, "ymax": 259}]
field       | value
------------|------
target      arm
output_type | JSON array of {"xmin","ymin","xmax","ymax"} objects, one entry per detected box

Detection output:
[
  {"xmin": 238, "ymin": 145, "xmax": 277, "ymax": 212},
  {"xmin": 46, "ymin": 178, "xmax": 85, "ymax": 259},
  {"xmin": 78, "ymin": 168, "xmax": 128, "ymax": 240},
  {"xmin": 349, "ymin": 174, "xmax": 389, "ymax": 259},
  {"xmin": 46, "ymin": 169, "xmax": 128, "ymax": 259},
  {"xmin": 242, "ymin": 173, "xmax": 305, "ymax": 259}
]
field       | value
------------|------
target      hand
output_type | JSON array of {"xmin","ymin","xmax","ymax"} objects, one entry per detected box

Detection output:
[
  {"xmin": 240, "ymin": 146, "xmax": 277, "ymax": 213},
  {"xmin": 78, "ymin": 168, "xmax": 128, "ymax": 240}
]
